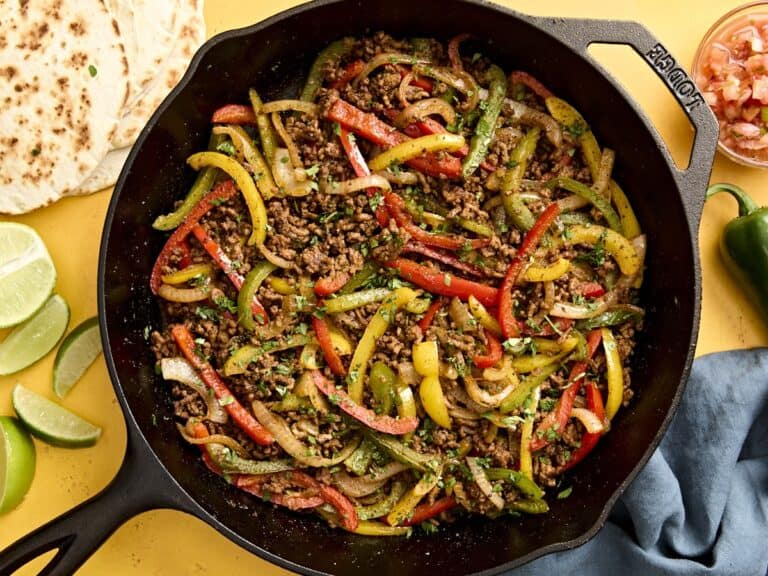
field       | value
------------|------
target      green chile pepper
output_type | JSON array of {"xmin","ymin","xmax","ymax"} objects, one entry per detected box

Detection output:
[{"xmin": 707, "ymin": 183, "xmax": 768, "ymax": 322}]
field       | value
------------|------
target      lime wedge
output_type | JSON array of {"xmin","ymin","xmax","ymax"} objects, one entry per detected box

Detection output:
[
  {"xmin": 0, "ymin": 416, "xmax": 36, "ymax": 514},
  {"xmin": 53, "ymin": 317, "xmax": 102, "ymax": 398},
  {"xmin": 0, "ymin": 294, "xmax": 70, "ymax": 376},
  {"xmin": 12, "ymin": 384, "xmax": 101, "ymax": 448},
  {"xmin": 0, "ymin": 222, "xmax": 56, "ymax": 329}
]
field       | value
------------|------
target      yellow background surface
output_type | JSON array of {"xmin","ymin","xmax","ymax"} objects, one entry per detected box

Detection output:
[{"xmin": 1, "ymin": 0, "xmax": 766, "ymax": 574}]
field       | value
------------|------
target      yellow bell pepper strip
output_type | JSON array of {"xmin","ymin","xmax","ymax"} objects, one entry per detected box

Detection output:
[
  {"xmin": 467, "ymin": 295, "xmax": 503, "ymax": 337},
  {"xmin": 237, "ymin": 261, "xmax": 277, "ymax": 330},
  {"xmin": 267, "ymin": 276, "xmax": 296, "ymax": 295},
  {"xmin": 518, "ymin": 386, "xmax": 540, "ymax": 480},
  {"xmin": 311, "ymin": 370, "xmax": 419, "ymax": 434},
  {"xmin": 248, "ymin": 88, "xmax": 279, "ymax": 163},
  {"xmin": 522, "ymin": 258, "xmax": 571, "ymax": 282},
  {"xmin": 395, "ymin": 377, "xmax": 417, "ymax": 441},
  {"xmin": 501, "ymin": 127, "xmax": 541, "ymax": 231},
  {"xmin": 344, "ymin": 437, "xmax": 377, "ymax": 476},
  {"xmin": 300, "ymin": 37, "xmax": 355, "ymax": 102},
  {"xmin": 356, "ymin": 481, "xmax": 407, "ymax": 521},
  {"xmin": 347, "ymin": 287, "xmax": 419, "ymax": 404},
  {"xmin": 485, "ymin": 466, "xmax": 544, "ymax": 499},
  {"xmin": 405, "ymin": 298, "xmax": 431, "ymax": 314},
  {"xmin": 187, "ymin": 151, "xmax": 268, "ymax": 246},
  {"xmin": 462, "ymin": 64, "xmax": 507, "ymax": 178},
  {"xmin": 367, "ymin": 431, "xmax": 440, "ymax": 473},
  {"xmin": 160, "ymin": 263, "xmax": 212, "ymax": 285},
  {"xmin": 324, "ymin": 288, "xmax": 392, "ymax": 314},
  {"xmin": 509, "ymin": 334, "xmax": 580, "ymax": 373},
  {"xmin": 351, "ymin": 521, "xmax": 412, "ymax": 537},
  {"xmin": 170, "ymin": 325, "xmax": 274, "ymax": 446},
  {"xmin": 386, "ymin": 465, "xmax": 443, "ymax": 526},
  {"xmin": 223, "ymin": 335, "xmax": 310, "ymax": 376},
  {"xmin": 212, "ymin": 125, "xmax": 278, "ymax": 200},
  {"xmin": 368, "ymin": 134, "xmax": 466, "ymax": 172},
  {"xmin": 152, "ymin": 133, "xmax": 224, "ymax": 231},
  {"xmin": 500, "ymin": 364, "xmax": 559, "ymax": 413},
  {"xmin": 609, "ymin": 181, "xmax": 642, "ymax": 239},
  {"xmin": 370, "ymin": 362, "xmax": 397, "ymax": 415},
  {"xmin": 565, "ymin": 224, "xmax": 641, "ymax": 277},
  {"xmin": 601, "ymin": 327, "xmax": 624, "ymax": 420},
  {"xmin": 547, "ymin": 177, "xmax": 623, "ymax": 234},
  {"xmin": 270, "ymin": 393, "xmax": 312, "ymax": 413},
  {"xmin": 413, "ymin": 341, "xmax": 452, "ymax": 428}
]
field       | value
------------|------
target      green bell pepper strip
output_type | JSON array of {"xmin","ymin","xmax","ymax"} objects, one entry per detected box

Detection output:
[
  {"xmin": 485, "ymin": 467, "xmax": 545, "ymax": 500},
  {"xmin": 237, "ymin": 261, "xmax": 277, "ymax": 330},
  {"xmin": 367, "ymin": 431, "xmax": 441, "ymax": 473},
  {"xmin": 152, "ymin": 133, "xmax": 225, "ymax": 231},
  {"xmin": 345, "ymin": 437, "xmax": 377, "ymax": 476},
  {"xmin": 462, "ymin": 64, "xmax": 507, "ymax": 179},
  {"xmin": 546, "ymin": 176, "xmax": 623, "ymax": 234},
  {"xmin": 499, "ymin": 364, "xmax": 559, "ymax": 413},
  {"xmin": 338, "ymin": 261, "xmax": 380, "ymax": 295},
  {"xmin": 501, "ymin": 127, "xmax": 541, "ymax": 230},
  {"xmin": 706, "ymin": 183, "xmax": 768, "ymax": 322},
  {"xmin": 205, "ymin": 443, "xmax": 295, "ymax": 475},
  {"xmin": 356, "ymin": 481, "xmax": 408, "ymax": 521},
  {"xmin": 300, "ymin": 37, "xmax": 355, "ymax": 102},
  {"xmin": 370, "ymin": 361, "xmax": 397, "ymax": 415},
  {"xmin": 223, "ymin": 334, "xmax": 310, "ymax": 376},
  {"xmin": 270, "ymin": 393, "xmax": 311, "ymax": 413},
  {"xmin": 575, "ymin": 306, "xmax": 644, "ymax": 331},
  {"xmin": 508, "ymin": 498, "xmax": 549, "ymax": 514},
  {"xmin": 325, "ymin": 288, "xmax": 392, "ymax": 314},
  {"xmin": 248, "ymin": 88, "xmax": 278, "ymax": 163}
]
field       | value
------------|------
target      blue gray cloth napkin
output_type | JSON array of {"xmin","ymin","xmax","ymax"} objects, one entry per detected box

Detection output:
[{"xmin": 511, "ymin": 349, "xmax": 768, "ymax": 576}]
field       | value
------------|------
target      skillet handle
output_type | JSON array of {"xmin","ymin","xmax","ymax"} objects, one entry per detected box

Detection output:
[
  {"xmin": 533, "ymin": 17, "xmax": 719, "ymax": 233},
  {"xmin": 0, "ymin": 432, "xmax": 192, "ymax": 576}
]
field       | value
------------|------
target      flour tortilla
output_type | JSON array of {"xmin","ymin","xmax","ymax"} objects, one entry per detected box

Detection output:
[
  {"xmin": 70, "ymin": 147, "xmax": 131, "ymax": 196},
  {"xmin": 110, "ymin": 0, "xmax": 205, "ymax": 149},
  {"xmin": 0, "ymin": 0, "xmax": 129, "ymax": 214}
]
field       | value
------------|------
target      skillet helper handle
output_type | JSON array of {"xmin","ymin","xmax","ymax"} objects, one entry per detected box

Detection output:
[
  {"xmin": 0, "ymin": 435, "xmax": 190, "ymax": 576},
  {"xmin": 536, "ymin": 17, "xmax": 719, "ymax": 232}
]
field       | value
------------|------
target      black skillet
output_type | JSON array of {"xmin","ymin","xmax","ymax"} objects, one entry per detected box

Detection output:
[{"xmin": 0, "ymin": 1, "xmax": 718, "ymax": 574}]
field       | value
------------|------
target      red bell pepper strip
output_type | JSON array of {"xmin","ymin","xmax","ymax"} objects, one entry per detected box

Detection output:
[
  {"xmin": 170, "ymin": 324, "xmax": 274, "ymax": 446},
  {"xmin": 150, "ymin": 180, "xmax": 238, "ymax": 294},
  {"xmin": 559, "ymin": 380, "xmax": 606, "ymax": 473},
  {"xmin": 325, "ymin": 99, "xmax": 462, "ymax": 178},
  {"xmin": 401, "ymin": 496, "xmax": 458, "ymax": 526},
  {"xmin": 338, "ymin": 127, "xmax": 390, "ymax": 227},
  {"xmin": 314, "ymin": 273, "xmax": 350, "ymax": 297},
  {"xmin": 211, "ymin": 104, "xmax": 257, "ymax": 125},
  {"xmin": 311, "ymin": 370, "xmax": 419, "ymax": 434},
  {"xmin": 418, "ymin": 297, "xmax": 446, "ymax": 331},
  {"xmin": 403, "ymin": 242, "xmax": 484, "ymax": 278},
  {"xmin": 235, "ymin": 473, "xmax": 325, "ymax": 510},
  {"xmin": 529, "ymin": 329, "xmax": 602, "ymax": 452},
  {"xmin": 330, "ymin": 59, "xmax": 366, "ymax": 90},
  {"xmin": 498, "ymin": 203, "xmax": 561, "ymax": 338},
  {"xmin": 395, "ymin": 65, "xmax": 434, "ymax": 92},
  {"xmin": 448, "ymin": 33, "xmax": 471, "ymax": 71},
  {"xmin": 386, "ymin": 258, "xmax": 498, "ymax": 307},
  {"xmin": 580, "ymin": 282, "xmax": 606, "ymax": 299},
  {"xmin": 190, "ymin": 224, "xmax": 268, "ymax": 323},
  {"xmin": 472, "ymin": 328, "xmax": 503, "ymax": 369},
  {"xmin": 509, "ymin": 71, "xmax": 554, "ymax": 100},
  {"xmin": 384, "ymin": 192, "xmax": 488, "ymax": 251},
  {"xmin": 312, "ymin": 315, "xmax": 347, "ymax": 376},
  {"xmin": 177, "ymin": 238, "xmax": 193, "ymax": 270}
]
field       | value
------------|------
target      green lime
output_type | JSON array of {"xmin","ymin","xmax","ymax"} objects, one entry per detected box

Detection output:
[
  {"xmin": 0, "ymin": 415, "xmax": 36, "ymax": 514},
  {"xmin": 0, "ymin": 294, "xmax": 70, "ymax": 376},
  {"xmin": 0, "ymin": 222, "xmax": 56, "ymax": 329},
  {"xmin": 53, "ymin": 317, "xmax": 102, "ymax": 398},
  {"xmin": 12, "ymin": 384, "xmax": 101, "ymax": 448}
]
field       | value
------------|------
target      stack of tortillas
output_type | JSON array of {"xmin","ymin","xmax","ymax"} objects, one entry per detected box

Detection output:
[{"xmin": 0, "ymin": 0, "xmax": 206, "ymax": 214}]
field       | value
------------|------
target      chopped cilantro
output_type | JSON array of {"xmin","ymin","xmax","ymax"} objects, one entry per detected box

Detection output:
[
  {"xmin": 88, "ymin": 64, "xmax": 98, "ymax": 77},
  {"xmin": 216, "ymin": 140, "xmax": 236, "ymax": 156},
  {"xmin": 556, "ymin": 486, "xmax": 573, "ymax": 499},
  {"xmin": 420, "ymin": 522, "xmax": 439, "ymax": 535},
  {"xmin": 305, "ymin": 164, "xmax": 320, "ymax": 178},
  {"xmin": 213, "ymin": 294, "xmax": 238, "ymax": 313},
  {"xmin": 219, "ymin": 395, "xmax": 234, "ymax": 406},
  {"xmin": 195, "ymin": 306, "xmax": 220, "ymax": 321}
]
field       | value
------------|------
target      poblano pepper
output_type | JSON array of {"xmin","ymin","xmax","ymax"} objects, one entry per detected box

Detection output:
[{"xmin": 707, "ymin": 183, "xmax": 768, "ymax": 322}]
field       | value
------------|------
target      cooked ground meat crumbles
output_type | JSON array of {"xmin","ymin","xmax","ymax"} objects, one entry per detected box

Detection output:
[{"xmin": 149, "ymin": 32, "xmax": 646, "ymax": 535}]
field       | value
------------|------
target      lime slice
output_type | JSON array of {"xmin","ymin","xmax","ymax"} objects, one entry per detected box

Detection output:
[
  {"xmin": 0, "ymin": 294, "xmax": 70, "ymax": 376},
  {"xmin": 0, "ymin": 222, "xmax": 56, "ymax": 329},
  {"xmin": 0, "ymin": 416, "xmax": 36, "ymax": 514},
  {"xmin": 53, "ymin": 317, "xmax": 103, "ymax": 398},
  {"xmin": 12, "ymin": 384, "xmax": 101, "ymax": 448}
]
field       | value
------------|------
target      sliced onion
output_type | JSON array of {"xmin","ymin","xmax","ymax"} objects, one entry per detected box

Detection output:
[
  {"xmin": 252, "ymin": 400, "xmax": 361, "ymax": 467},
  {"xmin": 397, "ymin": 362, "xmax": 419, "ymax": 387},
  {"xmin": 448, "ymin": 406, "xmax": 482, "ymax": 421},
  {"xmin": 157, "ymin": 283, "xmax": 211, "ymax": 303},
  {"xmin": 440, "ymin": 361, "xmax": 458, "ymax": 380},
  {"xmin": 295, "ymin": 419, "xmax": 320, "ymax": 437},
  {"xmin": 413, "ymin": 64, "xmax": 481, "ymax": 111},
  {"xmin": 571, "ymin": 407, "xmax": 607, "ymax": 434},
  {"xmin": 463, "ymin": 375, "xmax": 514, "ymax": 408},
  {"xmin": 532, "ymin": 281, "xmax": 556, "ymax": 323},
  {"xmin": 271, "ymin": 112, "xmax": 304, "ymax": 169},
  {"xmin": 448, "ymin": 297, "xmax": 475, "ymax": 332},
  {"xmin": 398, "ymin": 71, "xmax": 415, "ymax": 108},
  {"xmin": 322, "ymin": 174, "xmax": 391, "ymax": 195},
  {"xmin": 176, "ymin": 423, "xmax": 248, "ymax": 456},
  {"xmin": 374, "ymin": 168, "xmax": 419, "ymax": 185},
  {"xmin": 333, "ymin": 462, "xmax": 410, "ymax": 497},
  {"xmin": 272, "ymin": 148, "xmax": 314, "ymax": 197},
  {"xmin": 258, "ymin": 242, "xmax": 293, "ymax": 269},
  {"xmin": 593, "ymin": 148, "xmax": 615, "ymax": 197},
  {"xmin": 294, "ymin": 370, "xmax": 330, "ymax": 414},
  {"xmin": 556, "ymin": 194, "xmax": 590, "ymax": 211},
  {"xmin": 503, "ymin": 98, "xmax": 562, "ymax": 147},
  {"xmin": 466, "ymin": 457, "xmax": 505, "ymax": 510},
  {"xmin": 353, "ymin": 52, "xmax": 432, "ymax": 88},
  {"xmin": 550, "ymin": 298, "xmax": 610, "ymax": 319},
  {"xmin": 261, "ymin": 100, "xmax": 319, "ymax": 115},
  {"xmin": 161, "ymin": 358, "xmax": 228, "ymax": 424},
  {"xmin": 394, "ymin": 98, "xmax": 457, "ymax": 129}
]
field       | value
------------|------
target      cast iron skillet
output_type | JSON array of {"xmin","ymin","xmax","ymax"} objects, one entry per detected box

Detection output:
[{"xmin": 0, "ymin": 1, "xmax": 718, "ymax": 574}]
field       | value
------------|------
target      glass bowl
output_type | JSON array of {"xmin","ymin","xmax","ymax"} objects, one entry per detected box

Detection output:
[{"xmin": 692, "ymin": 1, "xmax": 768, "ymax": 168}]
